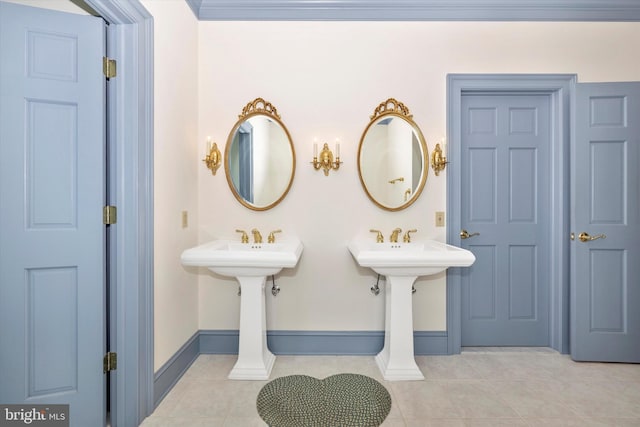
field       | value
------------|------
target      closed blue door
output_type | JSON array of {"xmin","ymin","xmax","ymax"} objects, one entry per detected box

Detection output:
[
  {"xmin": 460, "ymin": 93, "xmax": 551, "ymax": 346},
  {"xmin": 571, "ymin": 82, "xmax": 640, "ymax": 362},
  {"xmin": 0, "ymin": 2, "xmax": 106, "ymax": 426}
]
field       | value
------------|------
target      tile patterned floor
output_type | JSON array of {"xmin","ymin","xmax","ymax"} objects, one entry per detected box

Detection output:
[{"xmin": 141, "ymin": 349, "xmax": 640, "ymax": 426}]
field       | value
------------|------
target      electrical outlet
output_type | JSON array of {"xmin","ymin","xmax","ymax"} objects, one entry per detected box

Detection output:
[
  {"xmin": 435, "ymin": 211, "xmax": 445, "ymax": 227},
  {"xmin": 181, "ymin": 210, "xmax": 188, "ymax": 228}
]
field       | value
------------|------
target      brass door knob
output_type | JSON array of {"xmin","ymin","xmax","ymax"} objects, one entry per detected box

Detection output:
[
  {"xmin": 578, "ymin": 232, "xmax": 606, "ymax": 242},
  {"xmin": 460, "ymin": 229, "xmax": 480, "ymax": 239}
]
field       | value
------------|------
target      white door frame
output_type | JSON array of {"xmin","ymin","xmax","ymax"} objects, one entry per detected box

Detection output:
[
  {"xmin": 83, "ymin": 1, "xmax": 154, "ymax": 426},
  {"xmin": 446, "ymin": 74, "xmax": 575, "ymax": 355}
]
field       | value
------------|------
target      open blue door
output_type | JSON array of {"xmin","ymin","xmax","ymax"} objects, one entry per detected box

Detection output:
[
  {"xmin": 571, "ymin": 82, "xmax": 640, "ymax": 362},
  {"xmin": 0, "ymin": 2, "xmax": 106, "ymax": 425}
]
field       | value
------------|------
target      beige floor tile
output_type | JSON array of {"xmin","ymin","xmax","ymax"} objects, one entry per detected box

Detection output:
[
  {"xmin": 463, "ymin": 420, "xmax": 529, "ymax": 426},
  {"xmin": 380, "ymin": 417, "xmax": 408, "ymax": 426},
  {"xmin": 143, "ymin": 352, "xmax": 640, "ymax": 427},
  {"xmin": 416, "ymin": 355, "xmax": 483, "ymax": 380},
  {"xmin": 140, "ymin": 417, "xmax": 226, "ymax": 426},
  {"xmin": 181, "ymin": 354, "xmax": 237, "ymax": 381},
  {"xmin": 269, "ymin": 355, "xmax": 341, "ymax": 378},
  {"xmin": 405, "ymin": 419, "xmax": 465, "ymax": 427},
  {"xmin": 559, "ymin": 380, "xmax": 640, "ymax": 418},
  {"xmin": 589, "ymin": 419, "xmax": 640, "ymax": 426},
  {"xmin": 523, "ymin": 418, "xmax": 640, "ymax": 426},
  {"xmin": 222, "ymin": 416, "xmax": 267, "ymax": 426},
  {"xmin": 486, "ymin": 380, "xmax": 579, "ymax": 419},
  {"xmin": 390, "ymin": 381, "xmax": 463, "ymax": 419},
  {"xmin": 439, "ymin": 380, "xmax": 520, "ymax": 419}
]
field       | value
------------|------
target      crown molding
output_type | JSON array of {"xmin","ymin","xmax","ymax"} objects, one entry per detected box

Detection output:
[{"xmin": 186, "ymin": 0, "xmax": 640, "ymax": 21}]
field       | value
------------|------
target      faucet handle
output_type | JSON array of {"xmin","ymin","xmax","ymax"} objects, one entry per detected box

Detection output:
[
  {"xmin": 403, "ymin": 229, "xmax": 417, "ymax": 243},
  {"xmin": 370, "ymin": 229, "xmax": 384, "ymax": 243},
  {"xmin": 235, "ymin": 229, "xmax": 249, "ymax": 244},
  {"xmin": 268, "ymin": 229, "xmax": 282, "ymax": 243}
]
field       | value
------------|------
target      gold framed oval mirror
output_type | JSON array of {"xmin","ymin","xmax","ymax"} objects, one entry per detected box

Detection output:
[
  {"xmin": 225, "ymin": 98, "xmax": 296, "ymax": 211},
  {"xmin": 357, "ymin": 98, "xmax": 428, "ymax": 211}
]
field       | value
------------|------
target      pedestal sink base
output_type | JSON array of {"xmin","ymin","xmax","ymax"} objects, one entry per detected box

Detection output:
[
  {"xmin": 228, "ymin": 351, "xmax": 275, "ymax": 380},
  {"xmin": 375, "ymin": 352, "xmax": 424, "ymax": 381},
  {"xmin": 375, "ymin": 275, "xmax": 425, "ymax": 381},
  {"xmin": 228, "ymin": 275, "xmax": 274, "ymax": 381}
]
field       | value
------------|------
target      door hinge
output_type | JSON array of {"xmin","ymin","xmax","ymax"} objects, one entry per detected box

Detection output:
[
  {"xmin": 103, "ymin": 352, "xmax": 117, "ymax": 373},
  {"xmin": 103, "ymin": 56, "xmax": 116, "ymax": 78},
  {"xmin": 103, "ymin": 206, "xmax": 117, "ymax": 225}
]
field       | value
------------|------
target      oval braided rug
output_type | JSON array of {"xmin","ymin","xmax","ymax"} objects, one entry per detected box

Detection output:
[{"xmin": 256, "ymin": 373, "xmax": 391, "ymax": 427}]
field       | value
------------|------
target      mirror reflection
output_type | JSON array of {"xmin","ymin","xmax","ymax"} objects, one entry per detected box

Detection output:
[
  {"xmin": 225, "ymin": 99, "xmax": 295, "ymax": 210},
  {"xmin": 358, "ymin": 99, "xmax": 428, "ymax": 211}
]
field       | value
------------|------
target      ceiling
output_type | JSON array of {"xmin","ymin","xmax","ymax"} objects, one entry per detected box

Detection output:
[{"xmin": 185, "ymin": 0, "xmax": 640, "ymax": 21}]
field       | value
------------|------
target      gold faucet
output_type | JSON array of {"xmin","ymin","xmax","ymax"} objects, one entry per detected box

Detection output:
[
  {"xmin": 390, "ymin": 228, "xmax": 402, "ymax": 243},
  {"xmin": 403, "ymin": 229, "xmax": 417, "ymax": 243},
  {"xmin": 268, "ymin": 229, "xmax": 282, "ymax": 243},
  {"xmin": 251, "ymin": 228, "xmax": 263, "ymax": 243},
  {"xmin": 235, "ymin": 229, "xmax": 249, "ymax": 243}
]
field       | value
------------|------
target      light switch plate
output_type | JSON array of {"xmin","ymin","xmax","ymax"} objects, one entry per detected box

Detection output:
[{"xmin": 435, "ymin": 211, "xmax": 445, "ymax": 227}]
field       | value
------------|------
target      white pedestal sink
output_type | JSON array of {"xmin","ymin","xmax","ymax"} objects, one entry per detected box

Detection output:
[
  {"xmin": 348, "ymin": 239, "xmax": 475, "ymax": 381},
  {"xmin": 181, "ymin": 237, "xmax": 303, "ymax": 380}
]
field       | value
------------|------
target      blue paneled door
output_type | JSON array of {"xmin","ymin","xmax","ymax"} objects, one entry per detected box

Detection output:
[
  {"xmin": 0, "ymin": 2, "xmax": 106, "ymax": 426},
  {"xmin": 571, "ymin": 83, "xmax": 640, "ymax": 362},
  {"xmin": 460, "ymin": 94, "xmax": 551, "ymax": 346}
]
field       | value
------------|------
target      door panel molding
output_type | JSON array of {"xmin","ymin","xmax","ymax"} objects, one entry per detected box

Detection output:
[
  {"xmin": 27, "ymin": 267, "xmax": 79, "ymax": 397},
  {"xmin": 589, "ymin": 249, "xmax": 626, "ymax": 333},
  {"xmin": 447, "ymin": 74, "xmax": 575, "ymax": 354}
]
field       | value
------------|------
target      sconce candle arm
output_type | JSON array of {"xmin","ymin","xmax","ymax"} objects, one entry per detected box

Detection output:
[
  {"xmin": 203, "ymin": 140, "xmax": 222, "ymax": 175},
  {"xmin": 311, "ymin": 142, "xmax": 342, "ymax": 176},
  {"xmin": 430, "ymin": 142, "xmax": 448, "ymax": 176}
]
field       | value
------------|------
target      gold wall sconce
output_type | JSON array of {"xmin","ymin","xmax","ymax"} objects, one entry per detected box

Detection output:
[
  {"xmin": 430, "ymin": 139, "xmax": 448, "ymax": 176},
  {"xmin": 311, "ymin": 140, "xmax": 342, "ymax": 176},
  {"xmin": 203, "ymin": 136, "xmax": 222, "ymax": 175}
]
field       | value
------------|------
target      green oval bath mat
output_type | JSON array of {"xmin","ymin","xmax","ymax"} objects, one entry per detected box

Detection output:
[{"xmin": 256, "ymin": 373, "xmax": 392, "ymax": 427}]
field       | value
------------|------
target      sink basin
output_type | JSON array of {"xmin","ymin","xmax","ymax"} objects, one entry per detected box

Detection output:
[
  {"xmin": 347, "ymin": 239, "xmax": 475, "ymax": 277},
  {"xmin": 181, "ymin": 237, "xmax": 303, "ymax": 277},
  {"xmin": 348, "ymin": 238, "xmax": 475, "ymax": 381},
  {"xmin": 181, "ymin": 237, "xmax": 303, "ymax": 380}
]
